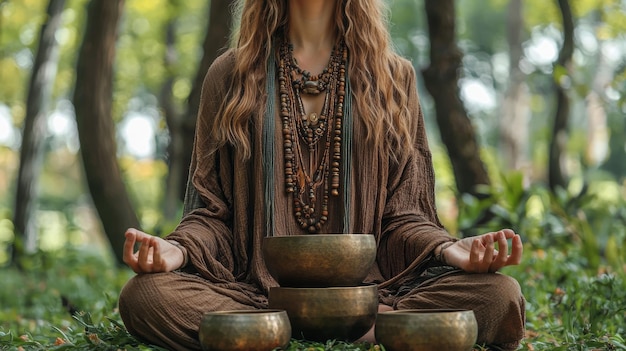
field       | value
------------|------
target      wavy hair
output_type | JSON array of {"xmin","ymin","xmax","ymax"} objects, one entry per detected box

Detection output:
[{"xmin": 213, "ymin": 0, "xmax": 413, "ymax": 160}]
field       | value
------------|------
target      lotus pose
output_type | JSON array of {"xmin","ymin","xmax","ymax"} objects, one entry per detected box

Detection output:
[{"xmin": 119, "ymin": 0, "xmax": 525, "ymax": 350}]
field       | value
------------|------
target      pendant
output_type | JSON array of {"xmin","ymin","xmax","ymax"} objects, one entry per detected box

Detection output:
[
  {"xmin": 303, "ymin": 80, "xmax": 321, "ymax": 95},
  {"xmin": 309, "ymin": 112, "xmax": 319, "ymax": 126}
]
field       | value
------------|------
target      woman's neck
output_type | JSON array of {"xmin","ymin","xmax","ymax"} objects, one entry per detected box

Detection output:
[{"xmin": 287, "ymin": 0, "xmax": 336, "ymax": 53}]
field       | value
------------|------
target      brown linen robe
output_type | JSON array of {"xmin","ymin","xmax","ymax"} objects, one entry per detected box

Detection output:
[{"xmin": 119, "ymin": 49, "xmax": 525, "ymax": 351}]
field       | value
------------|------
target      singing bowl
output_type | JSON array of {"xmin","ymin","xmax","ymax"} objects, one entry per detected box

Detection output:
[
  {"xmin": 375, "ymin": 309, "xmax": 478, "ymax": 351},
  {"xmin": 198, "ymin": 310, "xmax": 291, "ymax": 351},
  {"xmin": 262, "ymin": 234, "xmax": 376, "ymax": 287},
  {"xmin": 268, "ymin": 284, "xmax": 378, "ymax": 342}
]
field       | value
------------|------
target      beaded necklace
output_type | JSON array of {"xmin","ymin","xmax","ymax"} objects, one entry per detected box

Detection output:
[{"xmin": 278, "ymin": 39, "xmax": 348, "ymax": 233}]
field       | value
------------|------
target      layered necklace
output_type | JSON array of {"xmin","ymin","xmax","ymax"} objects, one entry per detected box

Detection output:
[{"xmin": 278, "ymin": 39, "xmax": 348, "ymax": 233}]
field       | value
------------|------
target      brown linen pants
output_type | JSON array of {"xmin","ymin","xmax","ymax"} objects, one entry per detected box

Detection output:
[{"xmin": 119, "ymin": 271, "xmax": 524, "ymax": 351}]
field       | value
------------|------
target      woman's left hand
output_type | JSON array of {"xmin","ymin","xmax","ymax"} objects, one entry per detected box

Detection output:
[{"xmin": 443, "ymin": 229, "xmax": 523, "ymax": 273}]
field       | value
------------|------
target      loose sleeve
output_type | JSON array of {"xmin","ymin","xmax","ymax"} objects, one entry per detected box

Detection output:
[
  {"xmin": 165, "ymin": 50, "xmax": 240, "ymax": 284},
  {"xmin": 377, "ymin": 60, "xmax": 456, "ymax": 290}
]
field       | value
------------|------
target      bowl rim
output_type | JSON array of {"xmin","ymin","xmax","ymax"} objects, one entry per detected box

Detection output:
[
  {"xmin": 202, "ymin": 309, "xmax": 287, "ymax": 317},
  {"xmin": 264, "ymin": 233, "xmax": 374, "ymax": 239},
  {"xmin": 378, "ymin": 308, "xmax": 475, "ymax": 316},
  {"xmin": 269, "ymin": 283, "xmax": 378, "ymax": 292}
]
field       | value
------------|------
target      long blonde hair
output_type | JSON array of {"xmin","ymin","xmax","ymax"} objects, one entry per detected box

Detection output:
[{"xmin": 213, "ymin": 0, "xmax": 413, "ymax": 160}]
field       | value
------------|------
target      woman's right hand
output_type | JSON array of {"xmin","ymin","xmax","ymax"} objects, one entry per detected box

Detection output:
[{"xmin": 123, "ymin": 228, "xmax": 185, "ymax": 274}]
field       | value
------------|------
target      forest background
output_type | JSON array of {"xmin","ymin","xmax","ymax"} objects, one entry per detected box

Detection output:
[{"xmin": 1, "ymin": 0, "xmax": 625, "ymax": 350}]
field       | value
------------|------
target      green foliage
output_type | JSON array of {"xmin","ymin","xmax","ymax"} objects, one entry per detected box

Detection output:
[
  {"xmin": 508, "ymin": 250, "xmax": 626, "ymax": 350},
  {"xmin": 0, "ymin": 248, "xmax": 175, "ymax": 351},
  {"xmin": 457, "ymin": 0, "xmax": 508, "ymax": 53},
  {"xmin": 284, "ymin": 340, "xmax": 381, "ymax": 351},
  {"xmin": 455, "ymin": 171, "xmax": 626, "ymax": 349},
  {"xmin": 113, "ymin": 0, "xmax": 207, "ymax": 123},
  {"xmin": 457, "ymin": 169, "xmax": 626, "ymax": 270},
  {"xmin": 0, "ymin": 313, "xmax": 167, "ymax": 351},
  {"xmin": 389, "ymin": 0, "xmax": 425, "ymax": 63}
]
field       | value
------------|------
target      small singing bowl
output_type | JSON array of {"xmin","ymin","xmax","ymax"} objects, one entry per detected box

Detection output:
[
  {"xmin": 262, "ymin": 234, "xmax": 376, "ymax": 287},
  {"xmin": 268, "ymin": 284, "xmax": 378, "ymax": 342},
  {"xmin": 198, "ymin": 310, "xmax": 291, "ymax": 351},
  {"xmin": 375, "ymin": 309, "xmax": 478, "ymax": 351}
]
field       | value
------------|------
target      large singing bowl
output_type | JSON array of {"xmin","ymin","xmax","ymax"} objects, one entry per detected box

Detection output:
[
  {"xmin": 268, "ymin": 284, "xmax": 378, "ymax": 342},
  {"xmin": 262, "ymin": 234, "xmax": 376, "ymax": 287},
  {"xmin": 375, "ymin": 309, "xmax": 478, "ymax": 351},
  {"xmin": 198, "ymin": 310, "xmax": 291, "ymax": 351}
]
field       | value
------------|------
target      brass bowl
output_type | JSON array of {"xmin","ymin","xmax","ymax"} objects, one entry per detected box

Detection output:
[
  {"xmin": 268, "ymin": 284, "xmax": 378, "ymax": 342},
  {"xmin": 375, "ymin": 309, "xmax": 478, "ymax": 351},
  {"xmin": 262, "ymin": 234, "xmax": 376, "ymax": 287},
  {"xmin": 198, "ymin": 310, "xmax": 291, "ymax": 351}
]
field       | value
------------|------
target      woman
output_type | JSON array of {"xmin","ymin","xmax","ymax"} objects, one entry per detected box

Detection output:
[{"xmin": 119, "ymin": 1, "xmax": 525, "ymax": 350}]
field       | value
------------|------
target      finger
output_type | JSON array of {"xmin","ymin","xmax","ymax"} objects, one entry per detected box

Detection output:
[
  {"xmin": 123, "ymin": 229, "xmax": 140, "ymax": 271},
  {"xmin": 137, "ymin": 237, "xmax": 152, "ymax": 273},
  {"xmin": 507, "ymin": 235, "xmax": 523, "ymax": 265},
  {"xmin": 490, "ymin": 231, "xmax": 509, "ymax": 272},
  {"xmin": 151, "ymin": 238, "xmax": 162, "ymax": 271},
  {"xmin": 469, "ymin": 239, "xmax": 483, "ymax": 271},
  {"xmin": 123, "ymin": 230, "xmax": 137, "ymax": 260},
  {"xmin": 481, "ymin": 235, "xmax": 495, "ymax": 273},
  {"xmin": 500, "ymin": 228, "xmax": 517, "ymax": 239}
]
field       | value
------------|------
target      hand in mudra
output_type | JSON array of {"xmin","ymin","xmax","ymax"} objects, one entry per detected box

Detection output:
[
  {"xmin": 444, "ymin": 229, "xmax": 523, "ymax": 273},
  {"xmin": 123, "ymin": 228, "xmax": 184, "ymax": 274}
]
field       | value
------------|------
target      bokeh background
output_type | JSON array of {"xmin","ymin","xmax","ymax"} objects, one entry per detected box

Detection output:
[{"xmin": 1, "ymin": 1, "xmax": 625, "ymax": 349}]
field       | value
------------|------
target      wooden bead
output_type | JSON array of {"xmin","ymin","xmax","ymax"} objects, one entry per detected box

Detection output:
[{"xmin": 277, "ymin": 39, "xmax": 348, "ymax": 233}]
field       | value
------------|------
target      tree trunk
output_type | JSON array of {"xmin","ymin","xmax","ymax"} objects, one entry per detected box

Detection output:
[
  {"xmin": 584, "ymin": 14, "xmax": 611, "ymax": 168},
  {"xmin": 162, "ymin": 0, "xmax": 232, "ymax": 220},
  {"xmin": 12, "ymin": 0, "xmax": 66, "ymax": 266},
  {"xmin": 180, "ymin": 0, "xmax": 232, "ymax": 196},
  {"xmin": 499, "ymin": 0, "xmax": 529, "ymax": 173},
  {"xmin": 73, "ymin": 0, "xmax": 139, "ymax": 264},
  {"xmin": 422, "ymin": 0, "xmax": 490, "ymax": 197},
  {"xmin": 548, "ymin": 0, "xmax": 575, "ymax": 191},
  {"xmin": 160, "ymin": 3, "xmax": 182, "ymax": 221}
]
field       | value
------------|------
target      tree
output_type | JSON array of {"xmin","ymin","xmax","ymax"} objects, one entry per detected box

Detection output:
[
  {"xmin": 73, "ymin": 0, "xmax": 139, "ymax": 264},
  {"xmin": 422, "ymin": 0, "xmax": 491, "ymax": 197},
  {"xmin": 499, "ymin": 0, "xmax": 530, "ymax": 172},
  {"xmin": 548, "ymin": 0, "xmax": 575, "ymax": 191},
  {"xmin": 12, "ymin": 0, "xmax": 66, "ymax": 266},
  {"xmin": 161, "ymin": 0, "xmax": 233, "ymax": 220},
  {"xmin": 159, "ymin": 0, "xmax": 184, "ymax": 221}
]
